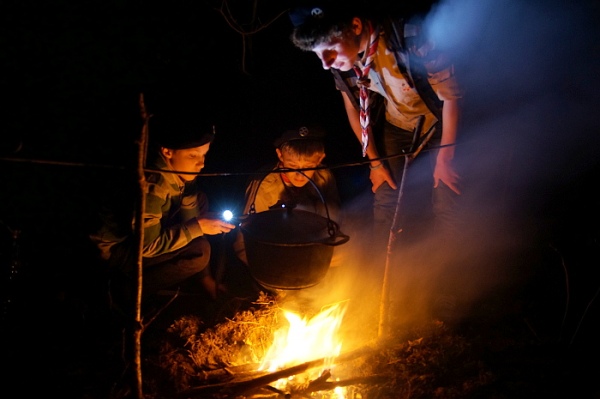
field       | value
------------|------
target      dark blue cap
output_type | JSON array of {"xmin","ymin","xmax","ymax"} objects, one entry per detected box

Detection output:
[
  {"xmin": 273, "ymin": 125, "xmax": 326, "ymax": 148},
  {"xmin": 151, "ymin": 113, "xmax": 216, "ymax": 150},
  {"xmin": 289, "ymin": 0, "xmax": 361, "ymax": 28},
  {"xmin": 289, "ymin": 4, "xmax": 328, "ymax": 27}
]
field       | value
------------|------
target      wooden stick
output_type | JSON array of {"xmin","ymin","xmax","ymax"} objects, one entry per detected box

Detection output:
[
  {"xmin": 176, "ymin": 357, "xmax": 326, "ymax": 398},
  {"xmin": 378, "ymin": 116, "xmax": 433, "ymax": 340},
  {"xmin": 177, "ymin": 343, "xmax": 382, "ymax": 398},
  {"xmin": 128, "ymin": 92, "xmax": 150, "ymax": 399},
  {"xmin": 303, "ymin": 374, "xmax": 389, "ymax": 394}
]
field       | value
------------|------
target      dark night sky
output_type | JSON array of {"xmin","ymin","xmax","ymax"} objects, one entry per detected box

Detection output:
[
  {"xmin": 1, "ymin": 0, "xmax": 350, "ymax": 163},
  {"xmin": 1, "ymin": 5, "xmax": 600, "ymax": 399},
  {"xmin": 1, "ymin": 0, "xmax": 600, "ymax": 302}
]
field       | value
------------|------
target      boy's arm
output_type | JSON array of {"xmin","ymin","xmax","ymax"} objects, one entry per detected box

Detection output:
[
  {"xmin": 341, "ymin": 91, "xmax": 397, "ymax": 192},
  {"xmin": 433, "ymin": 98, "xmax": 461, "ymax": 194},
  {"xmin": 142, "ymin": 186, "xmax": 203, "ymax": 256}
]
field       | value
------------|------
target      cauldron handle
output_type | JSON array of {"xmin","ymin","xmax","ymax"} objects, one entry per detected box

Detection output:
[
  {"xmin": 316, "ymin": 231, "xmax": 350, "ymax": 246},
  {"xmin": 247, "ymin": 167, "xmax": 339, "ymax": 238}
]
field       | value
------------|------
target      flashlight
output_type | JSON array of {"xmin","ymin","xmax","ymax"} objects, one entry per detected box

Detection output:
[
  {"xmin": 222, "ymin": 210, "xmax": 234, "ymax": 222},
  {"xmin": 222, "ymin": 209, "xmax": 246, "ymax": 226}
]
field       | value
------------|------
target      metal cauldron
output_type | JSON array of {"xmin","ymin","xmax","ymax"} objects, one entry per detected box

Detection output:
[{"xmin": 240, "ymin": 206, "xmax": 349, "ymax": 290}]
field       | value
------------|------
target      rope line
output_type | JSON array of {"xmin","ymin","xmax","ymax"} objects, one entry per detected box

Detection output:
[{"xmin": 0, "ymin": 142, "xmax": 458, "ymax": 177}]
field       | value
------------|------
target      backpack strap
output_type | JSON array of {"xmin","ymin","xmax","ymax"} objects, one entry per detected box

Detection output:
[
  {"xmin": 385, "ymin": 17, "xmax": 443, "ymax": 122},
  {"xmin": 332, "ymin": 68, "xmax": 359, "ymax": 110}
]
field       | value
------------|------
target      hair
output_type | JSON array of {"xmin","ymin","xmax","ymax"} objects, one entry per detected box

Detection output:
[
  {"xmin": 289, "ymin": 0, "xmax": 433, "ymax": 51},
  {"xmin": 279, "ymin": 139, "xmax": 325, "ymax": 159},
  {"xmin": 290, "ymin": 12, "xmax": 356, "ymax": 51}
]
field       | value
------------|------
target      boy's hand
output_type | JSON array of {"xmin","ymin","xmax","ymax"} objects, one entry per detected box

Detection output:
[
  {"xmin": 198, "ymin": 218, "xmax": 236, "ymax": 235},
  {"xmin": 370, "ymin": 166, "xmax": 397, "ymax": 193},
  {"xmin": 434, "ymin": 153, "xmax": 461, "ymax": 195}
]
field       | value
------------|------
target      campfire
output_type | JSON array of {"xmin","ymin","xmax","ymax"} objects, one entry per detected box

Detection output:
[
  {"xmin": 255, "ymin": 301, "xmax": 348, "ymax": 396},
  {"xmin": 157, "ymin": 293, "xmax": 383, "ymax": 398},
  {"xmin": 259, "ymin": 301, "xmax": 346, "ymax": 373},
  {"xmin": 154, "ymin": 290, "xmax": 484, "ymax": 399}
]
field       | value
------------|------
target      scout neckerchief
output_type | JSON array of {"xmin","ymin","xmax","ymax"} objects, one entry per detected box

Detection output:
[{"xmin": 353, "ymin": 22, "xmax": 380, "ymax": 157}]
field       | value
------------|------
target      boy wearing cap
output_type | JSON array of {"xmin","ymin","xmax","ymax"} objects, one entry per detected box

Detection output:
[
  {"xmin": 90, "ymin": 113, "xmax": 236, "ymax": 311},
  {"xmin": 233, "ymin": 125, "xmax": 341, "ymax": 266},
  {"xmin": 288, "ymin": 0, "xmax": 463, "ymax": 242},
  {"xmin": 288, "ymin": 1, "xmax": 466, "ymax": 322}
]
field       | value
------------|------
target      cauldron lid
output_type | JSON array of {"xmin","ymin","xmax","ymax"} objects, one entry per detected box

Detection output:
[{"xmin": 240, "ymin": 208, "xmax": 337, "ymax": 244}]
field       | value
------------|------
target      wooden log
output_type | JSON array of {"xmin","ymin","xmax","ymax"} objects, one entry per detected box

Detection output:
[
  {"xmin": 177, "ymin": 343, "xmax": 384, "ymax": 398},
  {"xmin": 303, "ymin": 374, "xmax": 389, "ymax": 394},
  {"xmin": 176, "ymin": 357, "xmax": 326, "ymax": 398},
  {"xmin": 196, "ymin": 363, "xmax": 262, "ymax": 383}
]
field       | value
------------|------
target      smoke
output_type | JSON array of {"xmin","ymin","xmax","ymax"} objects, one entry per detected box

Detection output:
[
  {"xmin": 425, "ymin": 0, "xmax": 600, "ymax": 179},
  {"xmin": 275, "ymin": 0, "xmax": 600, "ymax": 347}
]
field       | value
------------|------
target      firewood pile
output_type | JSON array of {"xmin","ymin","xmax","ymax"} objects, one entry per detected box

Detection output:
[{"xmin": 143, "ymin": 292, "xmax": 499, "ymax": 399}]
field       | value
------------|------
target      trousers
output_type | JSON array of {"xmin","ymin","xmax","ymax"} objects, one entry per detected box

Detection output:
[
  {"xmin": 107, "ymin": 236, "xmax": 212, "ymax": 300},
  {"xmin": 372, "ymin": 121, "xmax": 461, "ymax": 245}
]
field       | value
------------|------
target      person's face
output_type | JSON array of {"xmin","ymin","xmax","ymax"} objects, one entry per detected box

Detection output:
[
  {"xmin": 277, "ymin": 148, "xmax": 325, "ymax": 188},
  {"xmin": 161, "ymin": 142, "xmax": 211, "ymax": 182},
  {"xmin": 310, "ymin": 18, "xmax": 364, "ymax": 71}
]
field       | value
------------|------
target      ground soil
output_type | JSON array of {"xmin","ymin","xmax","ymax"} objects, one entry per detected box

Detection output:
[
  {"xmin": 5, "ymin": 249, "xmax": 597, "ymax": 399},
  {"xmin": 2, "ymin": 222, "xmax": 599, "ymax": 399}
]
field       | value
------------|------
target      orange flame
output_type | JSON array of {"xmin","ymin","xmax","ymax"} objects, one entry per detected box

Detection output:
[{"xmin": 259, "ymin": 302, "xmax": 347, "ymax": 372}]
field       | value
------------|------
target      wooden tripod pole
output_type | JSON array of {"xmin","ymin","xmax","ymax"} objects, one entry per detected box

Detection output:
[
  {"xmin": 377, "ymin": 156, "xmax": 411, "ymax": 339},
  {"xmin": 129, "ymin": 93, "xmax": 150, "ymax": 399},
  {"xmin": 378, "ymin": 116, "xmax": 431, "ymax": 339}
]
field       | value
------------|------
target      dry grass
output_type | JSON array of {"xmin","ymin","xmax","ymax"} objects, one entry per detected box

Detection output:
[{"xmin": 139, "ymin": 290, "xmax": 576, "ymax": 399}]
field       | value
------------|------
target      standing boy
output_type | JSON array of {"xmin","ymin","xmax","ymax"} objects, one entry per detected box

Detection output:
[
  {"xmin": 288, "ymin": 1, "xmax": 465, "ymax": 321},
  {"xmin": 289, "ymin": 0, "xmax": 463, "ymax": 242}
]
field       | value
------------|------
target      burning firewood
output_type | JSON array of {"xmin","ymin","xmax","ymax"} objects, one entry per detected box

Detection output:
[
  {"xmin": 176, "ymin": 356, "xmax": 326, "ymax": 398},
  {"xmin": 152, "ymin": 289, "xmax": 493, "ymax": 399},
  {"xmin": 175, "ymin": 341, "xmax": 385, "ymax": 398}
]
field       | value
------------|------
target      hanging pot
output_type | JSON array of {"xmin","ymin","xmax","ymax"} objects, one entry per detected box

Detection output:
[{"xmin": 240, "ymin": 207, "xmax": 349, "ymax": 290}]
